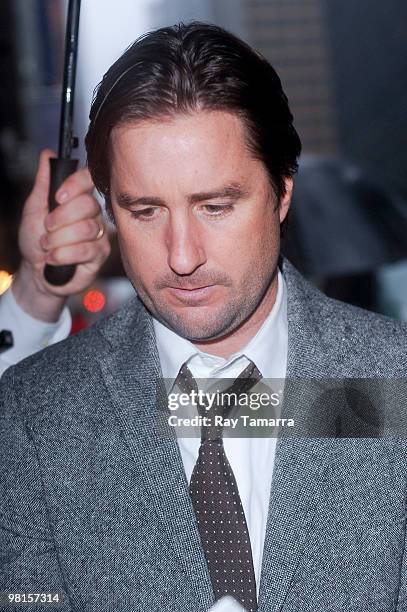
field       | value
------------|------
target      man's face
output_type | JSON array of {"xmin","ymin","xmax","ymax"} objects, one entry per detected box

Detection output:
[{"xmin": 109, "ymin": 110, "xmax": 291, "ymax": 342}]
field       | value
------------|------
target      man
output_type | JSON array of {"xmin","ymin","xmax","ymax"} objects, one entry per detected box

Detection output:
[
  {"xmin": 1, "ymin": 22, "xmax": 407, "ymax": 612},
  {"xmin": 0, "ymin": 150, "xmax": 111, "ymax": 376}
]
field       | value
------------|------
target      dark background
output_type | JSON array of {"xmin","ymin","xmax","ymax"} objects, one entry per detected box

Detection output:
[{"xmin": 1, "ymin": 0, "xmax": 406, "ymax": 322}]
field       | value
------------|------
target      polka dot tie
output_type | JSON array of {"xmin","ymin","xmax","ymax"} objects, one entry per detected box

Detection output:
[{"xmin": 175, "ymin": 361, "xmax": 262, "ymax": 612}]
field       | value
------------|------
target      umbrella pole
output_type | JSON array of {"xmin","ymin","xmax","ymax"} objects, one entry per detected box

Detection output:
[{"xmin": 44, "ymin": 0, "xmax": 81, "ymax": 286}]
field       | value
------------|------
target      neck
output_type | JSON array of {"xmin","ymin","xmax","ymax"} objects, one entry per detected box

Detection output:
[{"xmin": 193, "ymin": 272, "xmax": 279, "ymax": 358}]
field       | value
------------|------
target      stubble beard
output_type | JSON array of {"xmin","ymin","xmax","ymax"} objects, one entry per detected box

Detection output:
[{"xmin": 130, "ymin": 267, "xmax": 277, "ymax": 343}]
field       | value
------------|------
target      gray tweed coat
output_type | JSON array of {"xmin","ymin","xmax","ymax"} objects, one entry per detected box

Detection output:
[{"xmin": 1, "ymin": 259, "xmax": 407, "ymax": 612}]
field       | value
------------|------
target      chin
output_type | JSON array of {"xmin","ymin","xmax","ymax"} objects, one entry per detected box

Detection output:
[{"xmin": 157, "ymin": 308, "xmax": 241, "ymax": 342}]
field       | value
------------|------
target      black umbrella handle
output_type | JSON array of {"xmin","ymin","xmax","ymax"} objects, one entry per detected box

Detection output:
[{"xmin": 44, "ymin": 158, "xmax": 78, "ymax": 286}]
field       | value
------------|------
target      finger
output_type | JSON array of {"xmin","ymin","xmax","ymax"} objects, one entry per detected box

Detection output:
[
  {"xmin": 40, "ymin": 218, "xmax": 104, "ymax": 251},
  {"xmin": 55, "ymin": 167, "xmax": 95, "ymax": 204},
  {"xmin": 23, "ymin": 149, "xmax": 57, "ymax": 215},
  {"xmin": 46, "ymin": 239, "xmax": 110, "ymax": 267},
  {"xmin": 45, "ymin": 194, "xmax": 101, "ymax": 231}
]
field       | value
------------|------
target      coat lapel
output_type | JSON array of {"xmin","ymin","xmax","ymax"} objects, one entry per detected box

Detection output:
[
  {"xmin": 96, "ymin": 298, "xmax": 214, "ymax": 611},
  {"xmin": 258, "ymin": 260, "xmax": 341, "ymax": 611}
]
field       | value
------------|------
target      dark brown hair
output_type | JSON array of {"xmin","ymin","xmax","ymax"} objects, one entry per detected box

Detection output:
[{"xmin": 85, "ymin": 21, "xmax": 301, "ymax": 215}]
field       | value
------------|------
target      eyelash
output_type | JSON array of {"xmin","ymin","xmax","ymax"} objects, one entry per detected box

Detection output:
[
  {"xmin": 130, "ymin": 204, "xmax": 234, "ymax": 220},
  {"xmin": 202, "ymin": 204, "xmax": 234, "ymax": 217}
]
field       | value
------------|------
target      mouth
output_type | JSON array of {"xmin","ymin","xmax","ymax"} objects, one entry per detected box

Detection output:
[{"xmin": 167, "ymin": 284, "xmax": 217, "ymax": 303}]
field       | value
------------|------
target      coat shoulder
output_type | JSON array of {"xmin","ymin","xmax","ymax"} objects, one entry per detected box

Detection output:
[
  {"xmin": 312, "ymin": 279, "xmax": 406, "ymax": 339},
  {"xmin": 0, "ymin": 296, "xmax": 148, "ymax": 419},
  {"xmin": 282, "ymin": 258, "xmax": 407, "ymax": 376}
]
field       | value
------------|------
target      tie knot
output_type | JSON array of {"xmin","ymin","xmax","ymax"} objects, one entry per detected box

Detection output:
[{"xmin": 173, "ymin": 359, "xmax": 263, "ymax": 441}]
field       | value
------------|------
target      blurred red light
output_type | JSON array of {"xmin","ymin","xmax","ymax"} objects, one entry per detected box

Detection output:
[{"xmin": 83, "ymin": 290, "xmax": 106, "ymax": 313}]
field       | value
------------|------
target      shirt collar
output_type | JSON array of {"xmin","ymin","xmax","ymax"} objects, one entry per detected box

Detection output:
[{"xmin": 153, "ymin": 269, "xmax": 287, "ymax": 381}]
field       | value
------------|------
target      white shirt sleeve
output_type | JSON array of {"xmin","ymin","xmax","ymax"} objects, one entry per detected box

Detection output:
[{"xmin": 0, "ymin": 288, "xmax": 72, "ymax": 377}]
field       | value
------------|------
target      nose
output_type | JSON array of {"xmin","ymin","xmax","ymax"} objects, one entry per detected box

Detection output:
[{"xmin": 166, "ymin": 212, "xmax": 207, "ymax": 275}]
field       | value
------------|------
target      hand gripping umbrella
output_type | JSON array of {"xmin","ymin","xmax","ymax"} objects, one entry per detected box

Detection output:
[{"xmin": 44, "ymin": 0, "xmax": 81, "ymax": 285}]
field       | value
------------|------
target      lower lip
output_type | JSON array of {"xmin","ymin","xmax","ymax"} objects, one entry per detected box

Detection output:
[{"xmin": 168, "ymin": 285, "xmax": 216, "ymax": 303}]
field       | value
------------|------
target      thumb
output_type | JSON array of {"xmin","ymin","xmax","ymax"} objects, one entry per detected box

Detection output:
[{"xmin": 23, "ymin": 149, "xmax": 56, "ymax": 215}]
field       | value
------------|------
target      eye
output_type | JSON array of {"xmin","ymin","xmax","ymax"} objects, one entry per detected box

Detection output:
[
  {"xmin": 202, "ymin": 204, "xmax": 234, "ymax": 217},
  {"xmin": 130, "ymin": 207, "xmax": 158, "ymax": 219}
]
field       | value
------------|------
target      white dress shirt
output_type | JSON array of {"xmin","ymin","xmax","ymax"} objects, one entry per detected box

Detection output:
[
  {"xmin": 0, "ymin": 287, "xmax": 71, "ymax": 377},
  {"xmin": 153, "ymin": 270, "xmax": 288, "ymax": 595}
]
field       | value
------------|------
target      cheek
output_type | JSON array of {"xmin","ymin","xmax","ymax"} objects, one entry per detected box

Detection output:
[
  {"xmin": 259, "ymin": 211, "xmax": 281, "ymax": 250},
  {"xmin": 221, "ymin": 206, "xmax": 279, "ymax": 264},
  {"xmin": 115, "ymin": 221, "xmax": 163, "ymax": 282}
]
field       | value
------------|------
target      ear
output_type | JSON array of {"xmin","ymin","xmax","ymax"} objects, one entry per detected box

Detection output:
[{"xmin": 279, "ymin": 177, "xmax": 293, "ymax": 224}]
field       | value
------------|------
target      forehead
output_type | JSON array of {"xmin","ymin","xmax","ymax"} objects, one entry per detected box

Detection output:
[{"xmin": 109, "ymin": 110, "xmax": 263, "ymax": 194}]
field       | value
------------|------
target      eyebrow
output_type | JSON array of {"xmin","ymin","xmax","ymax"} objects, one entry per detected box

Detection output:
[{"xmin": 116, "ymin": 182, "xmax": 250, "ymax": 209}]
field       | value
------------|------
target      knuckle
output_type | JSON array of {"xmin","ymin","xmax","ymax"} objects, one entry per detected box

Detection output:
[
  {"xmin": 45, "ymin": 234, "xmax": 56, "ymax": 250},
  {"xmin": 49, "ymin": 248, "xmax": 62, "ymax": 264},
  {"xmin": 81, "ymin": 167, "xmax": 92, "ymax": 184},
  {"xmin": 45, "ymin": 212, "xmax": 57, "ymax": 231},
  {"xmin": 85, "ymin": 218, "xmax": 97, "ymax": 238},
  {"xmin": 76, "ymin": 243, "xmax": 91, "ymax": 259},
  {"xmin": 49, "ymin": 202, "xmax": 71, "ymax": 230},
  {"xmin": 81, "ymin": 194, "xmax": 99, "ymax": 214},
  {"xmin": 101, "ymin": 241, "xmax": 111, "ymax": 258},
  {"xmin": 61, "ymin": 174, "xmax": 78, "ymax": 193}
]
